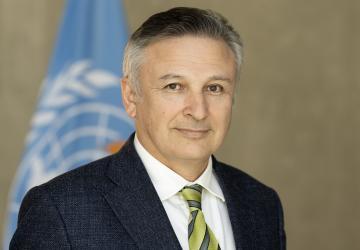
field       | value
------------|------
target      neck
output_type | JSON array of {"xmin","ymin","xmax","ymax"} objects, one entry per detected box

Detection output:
[
  {"xmin": 164, "ymin": 158, "xmax": 209, "ymax": 182},
  {"xmin": 135, "ymin": 133, "xmax": 210, "ymax": 181}
]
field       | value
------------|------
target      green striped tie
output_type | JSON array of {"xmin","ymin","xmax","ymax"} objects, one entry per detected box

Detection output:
[{"xmin": 180, "ymin": 184, "xmax": 221, "ymax": 250}]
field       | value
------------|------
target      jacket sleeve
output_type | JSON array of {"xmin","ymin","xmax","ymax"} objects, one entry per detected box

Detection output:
[
  {"xmin": 274, "ymin": 191, "xmax": 286, "ymax": 250},
  {"xmin": 9, "ymin": 186, "xmax": 71, "ymax": 250}
]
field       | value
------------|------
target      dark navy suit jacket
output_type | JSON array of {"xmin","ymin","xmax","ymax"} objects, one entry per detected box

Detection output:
[{"xmin": 10, "ymin": 135, "xmax": 286, "ymax": 249}]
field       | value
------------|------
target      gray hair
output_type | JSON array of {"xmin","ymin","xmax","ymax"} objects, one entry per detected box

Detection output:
[{"xmin": 122, "ymin": 7, "xmax": 243, "ymax": 94}]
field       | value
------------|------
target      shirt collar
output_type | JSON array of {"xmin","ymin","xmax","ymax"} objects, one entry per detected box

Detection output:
[{"xmin": 134, "ymin": 134, "xmax": 225, "ymax": 202}]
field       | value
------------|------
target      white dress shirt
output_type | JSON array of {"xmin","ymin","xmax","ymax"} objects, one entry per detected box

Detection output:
[{"xmin": 134, "ymin": 135, "xmax": 236, "ymax": 250}]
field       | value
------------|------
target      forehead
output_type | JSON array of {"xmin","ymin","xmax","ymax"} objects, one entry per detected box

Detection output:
[{"xmin": 141, "ymin": 35, "xmax": 237, "ymax": 79}]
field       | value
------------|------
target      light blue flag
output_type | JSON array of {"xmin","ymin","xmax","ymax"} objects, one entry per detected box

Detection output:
[{"xmin": 3, "ymin": 0, "xmax": 133, "ymax": 248}]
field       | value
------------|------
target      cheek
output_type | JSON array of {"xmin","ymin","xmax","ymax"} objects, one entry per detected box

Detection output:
[
  {"xmin": 223, "ymin": 104, "xmax": 233, "ymax": 126},
  {"xmin": 209, "ymin": 98, "xmax": 233, "ymax": 121},
  {"xmin": 142, "ymin": 99, "xmax": 178, "ymax": 129},
  {"xmin": 156, "ymin": 95, "xmax": 185, "ymax": 116}
]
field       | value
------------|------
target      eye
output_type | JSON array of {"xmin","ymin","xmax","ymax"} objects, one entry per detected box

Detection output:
[
  {"xmin": 164, "ymin": 83, "xmax": 182, "ymax": 91},
  {"xmin": 207, "ymin": 84, "xmax": 224, "ymax": 93}
]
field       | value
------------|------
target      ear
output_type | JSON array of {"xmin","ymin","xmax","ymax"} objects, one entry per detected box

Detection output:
[{"xmin": 121, "ymin": 77, "xmax": 137, "ymax": 118}]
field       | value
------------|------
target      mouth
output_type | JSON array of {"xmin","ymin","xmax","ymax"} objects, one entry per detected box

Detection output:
[{"xmin": 174, "ymin": 128, "xmax": 211, "ymax": 139}]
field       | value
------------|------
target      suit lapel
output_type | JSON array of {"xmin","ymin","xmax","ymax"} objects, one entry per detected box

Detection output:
[
  {"xmin": 213, "ymin": 157, "xmax": 257, "ymax": 250},
  {"xmin": 99, "ymin": 136, "xmax": 181, "ymax": 250}
]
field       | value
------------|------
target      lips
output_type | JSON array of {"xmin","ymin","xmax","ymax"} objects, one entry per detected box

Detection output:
[{"xmin": 174, "ymin": 128, "xmax": 211, "ymax": 139}]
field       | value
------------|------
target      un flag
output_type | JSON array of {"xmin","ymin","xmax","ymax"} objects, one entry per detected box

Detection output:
[{"xmin": 3, "ymin": 1, "xmax": 133, "ymax": 248}]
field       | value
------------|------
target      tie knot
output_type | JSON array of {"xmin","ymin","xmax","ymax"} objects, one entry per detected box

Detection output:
[{"xmin": 180, "ymin": 184, "xmax": 203, "ymax": 210}]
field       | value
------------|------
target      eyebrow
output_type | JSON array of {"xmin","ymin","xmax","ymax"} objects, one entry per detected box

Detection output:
[
  {"xmin": 207, "ymin": 75, "xmax": 233, "ymax": 83},
  {"xmin": 159, "ymin": 73, "xmax": 233, "ymax": 83},
  {"xmin": 159, "ymin": 74, "xmax": 183, "ymax": 80}
]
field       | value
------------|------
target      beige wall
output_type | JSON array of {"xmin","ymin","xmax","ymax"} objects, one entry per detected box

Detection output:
[{"xmin": 1, "ymin": 0, "xmax": 359, "ymax": 249}]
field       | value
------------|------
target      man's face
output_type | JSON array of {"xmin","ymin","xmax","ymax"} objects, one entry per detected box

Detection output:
[{"xmin": 122, "ymin": 36, "xmax": 237, "ymax": 168}]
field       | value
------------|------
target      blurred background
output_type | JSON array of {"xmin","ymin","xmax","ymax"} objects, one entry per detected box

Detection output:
[{"xmin": 1, "ymin": 0, "xmax": 359, "ymax": 249}]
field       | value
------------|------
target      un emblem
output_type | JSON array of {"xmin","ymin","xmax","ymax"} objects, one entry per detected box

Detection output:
[{"xmin": 6, "ymin": 60, "xmax": 133, "ymax": 234}]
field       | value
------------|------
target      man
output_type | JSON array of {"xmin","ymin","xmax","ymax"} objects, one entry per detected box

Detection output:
[{"xmin": 10, "ymin": 7, "xmax": 286, "ymax": 250}]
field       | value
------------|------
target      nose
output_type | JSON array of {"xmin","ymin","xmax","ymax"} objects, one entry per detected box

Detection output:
[{"xmin": 183, "ymin": 92, "xmax": 209, "ymax": 120}]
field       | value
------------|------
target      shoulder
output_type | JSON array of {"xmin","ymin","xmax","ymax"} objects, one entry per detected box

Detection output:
[
  {"xmin": 38, "ymin": 135, "xmax": 139, "ymax": 195},
  {"xmin": 39, "ymin": 153, "xmax": 114, "ymax": 194},
  {"xmin": 214, "ymin": 159, "xmax": 286, "ymax": 248},
  {"xmin": 213, "ymin": 159, "xmax": 282, "ymax": 204},
  {"xmin": 18, "ymin": 152, "xmax": 120, "ymax": 220},
  {"xmin": 20, "ymin": 136, "xmax": 140, "ymax": 213},
  {"xmin": 11, "ymin": 147, "xmax": 140, "ymax": 249},
  {"xmin": 18, "ymin": 153, "xmax": 111, "ymax": 207}
]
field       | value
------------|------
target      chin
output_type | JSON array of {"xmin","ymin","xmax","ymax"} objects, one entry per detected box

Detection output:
[{"xmin": 172, "ymin": 147, "xmax": 213, "ymax": 162}]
